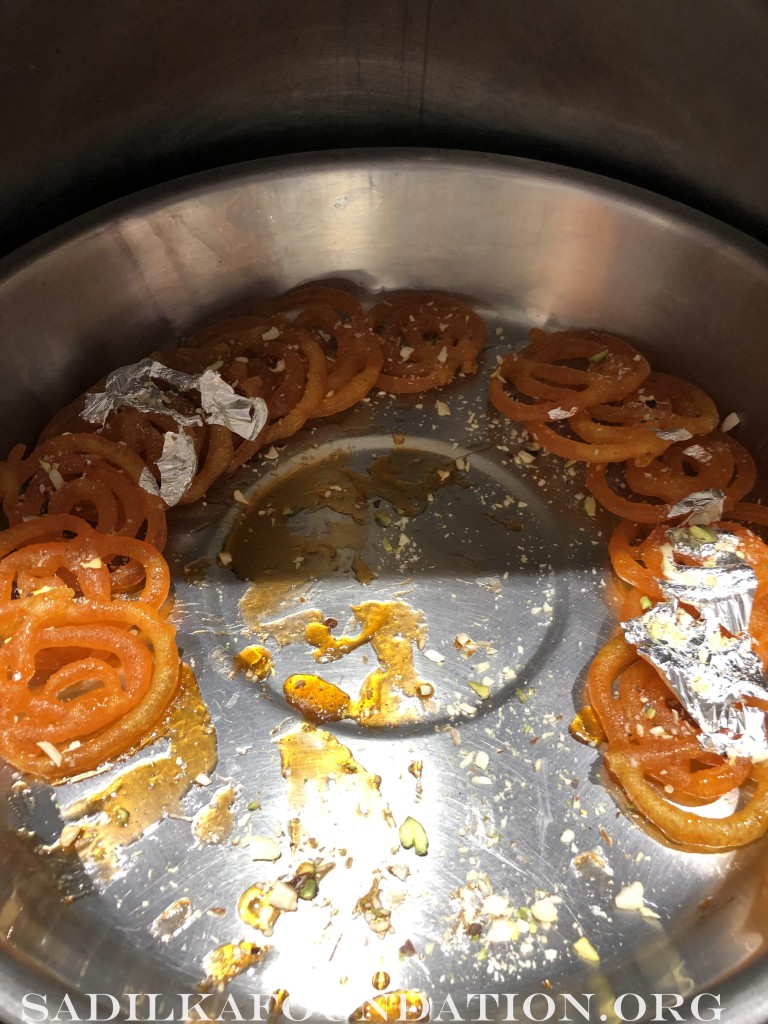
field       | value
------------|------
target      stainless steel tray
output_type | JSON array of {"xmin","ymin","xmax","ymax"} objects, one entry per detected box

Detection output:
[{"xmin": 1, "ymin": 151, "xmax": 768, "ymax": 1024}]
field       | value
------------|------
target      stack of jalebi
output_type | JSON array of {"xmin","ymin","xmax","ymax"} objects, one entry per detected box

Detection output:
[
  {"xmin": 38, "ymin": 285, "xmax": 483, "ymax": 494},
  {"xmin": 488, "ymin": 329, "xmax": 718, "ymax": 463},
  {"xmin": 38, "ymin": 372, "xmax": 237, "ymax": 507},
  {"xmin": 586, "ymin": 634, "xmax": 768, "ymax": 849},
  {"xmin": 0, "ymin": 512, "xmax": 178, "ymax": 782},
  {"xmin": 588, "ymin": 520, "xmax": 768, "ymax": 848},
  {"xmin": 490, "ymin": 326, "xmax": 768, "ymax": 848},
  {"xmin": 0, "ymin": 434, "xmax": 167, "ymax": 551},
  {"xmin": 0, "ymin": 419, "xmax": 179, "ymax": 782},
  {"xmin": 368, "ymin": 291, "xmax": 487, "ymax": 394},
  {"xmin": 0, "ymin": 284, "xmax": 487, "ymax": 782}
]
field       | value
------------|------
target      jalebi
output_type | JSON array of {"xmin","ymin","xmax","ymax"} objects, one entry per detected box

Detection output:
[
  {"xmin": 587, "ymin": 433, "xmax": 755, "ymax": 520},
  {"xmin": 369, "ymin": 292, "xmax": 487, "ymax": 393},
  {"xmin": 0, "ymin": 592, "xmax": 180, "ymax": 781},
  {"xmin": 0, "ymin": 433, "xmax": 167, "ymax": 555}
]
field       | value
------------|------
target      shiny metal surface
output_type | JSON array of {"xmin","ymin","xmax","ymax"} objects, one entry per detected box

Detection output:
[
  {"xmin": 1, "ymin": 151, "xmax": 768, "ymax": 1023},
  {"xmin": 4, "ymin": 1, "xmax": 768, "ymax": 257}
]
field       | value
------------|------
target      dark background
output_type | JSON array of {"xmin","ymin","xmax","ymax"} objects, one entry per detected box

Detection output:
[{"xmin": 3, "ymin": 0, "xmax": 768, "ymax": 258}]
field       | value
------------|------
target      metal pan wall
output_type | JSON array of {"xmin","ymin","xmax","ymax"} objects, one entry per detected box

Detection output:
[{"xmin": 3, "ymin": 0, "xmax": 768, "ymax": 257}]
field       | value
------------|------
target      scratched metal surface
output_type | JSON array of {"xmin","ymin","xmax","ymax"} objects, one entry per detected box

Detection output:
[{"xmin": 1, "ymin": 152, "xmax": 768, "ymax": 1023}]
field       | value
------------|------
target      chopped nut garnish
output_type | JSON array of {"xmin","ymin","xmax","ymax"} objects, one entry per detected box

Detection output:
[
  {"xmin": 399, "ymin": 816, "xmax": 429, "ymax": 856},
  {"xmin": 573, "ymin": 936, "xmax": 600, "ymax": 962}
]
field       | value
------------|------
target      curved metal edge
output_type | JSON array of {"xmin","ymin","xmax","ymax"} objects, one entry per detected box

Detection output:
[{"xmin": 1, "ymin": 148, "xmax": 768, "ymax": 287}]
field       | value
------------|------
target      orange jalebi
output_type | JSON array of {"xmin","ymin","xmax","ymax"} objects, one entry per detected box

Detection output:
[
  {"xmin": 3, "ymin": 288, "xmax": 767, "ymax": 853},
  {"xmin": 586, "ymin": 433, "xmax": 755, "ymax": 521},
  {"xmin": 259, "ymin": 286, "xmax": 384, "ymax": 418},
  {"xmin": 0, "ymin": 592, "xmax": 180, "ymax": 781},
  {"xmin": 724, "ymin": 501, "xmax": 768, "ymax": 530},
  {"xmin": 585, "ymin": 636, "xmax": 767, "ymax": 848},
  {"xmin": 608, "ymin": 520, "xmax": 768, "ymax": 664},
  {"xmin": 588, "ymin": 516, "xmax": 768, "ymax": 847},
  {"xmin": 0, "ymin": 531, "xmax": 170, "ymax": 607},
  {"xmin": 169, "ymin": 315, "xmax": 329, "ymax": 468},
  {"xmin": 523, "ymin": 371, "xmax": 719, "ymax": 464},
  {"xmin": 369, "ymin": 292, "xmax": 487, "ymax": 393},
  {"xmin": 489, "ymin": 329, "xmax": 650, "ymax": 423},
  {"xmin": 605, "ymin": 746, "xmax": 768, "ymax": 850},
  {"xmin": 0, "ymin": 285, "xmax": 491, "ymax": 784},
  {"xmin": 0, "ymin": 433, "xmax": 167, "ymax": 554},
  {"xmin": 0, "ymin": 513, "xmax": 94, "ymax": 558}
]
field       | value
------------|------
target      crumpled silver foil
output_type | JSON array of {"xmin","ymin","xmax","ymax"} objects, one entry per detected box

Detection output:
[
  {"xmin": 666, "ymin": 488, "xmax": 725, "ymax": 525},
  {"xmin": 138, "ymin": 433, "xmax": 198, "ymax": 507},
  {"xmin": 682, "ymin": 444, "xmax": 712, "ymax": 463},
  {"xmin": 83, "ymin": 358, "xmax": 267, "ymax": 441},
  {"xmin": 660, "ymin": 528, "xmax": 757, "ymax": 636},
  {"xmin": 621, "ymin": 525, "xmax": 768, "ymax": 760},
  {"xmin": 139, "ymin": 468, "xmax": 161, "ymax": 498},
  {"xmin": 623, "ymin": 601, "xmax": 768, "ymax": 759},
  {"xmin": 155, "ymin": 431, "xmax": 199, "ymax": 507},
  {"xmin": 653, "ymin": 428, "xmax": 693, "ymax": 442},
  {"xmin": 547, "ymin": 406, "xmax": 577, "ymax": 420},
  {"xmin": 198, "ymin": 369, "xmax": 268, "ymax": 440}
]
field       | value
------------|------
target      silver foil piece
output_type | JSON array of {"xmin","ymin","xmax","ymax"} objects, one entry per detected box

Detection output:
[
  {"xmin": 682, "ymin": 444, "xmax": 712, "ymax": 463},
  {"xmin": 197, "ymin": 369, "xmax": 268, "ymax": 440},
  {"xmin": 622, "ymin": 601, "xmax": 768, "ymax": 759},
  {"xmin": 621, "ymin": 525, "xmax": 767, "ymax": 759},
  {"xmin": 666, "ymin": 488, "xmax": 725, "ymax": 525},
  {"xmin": 139, "ymin": 467, "xmax": 161, "ymax": 498},
  {"xmin": 82, "ymin": 359, "xmax": 203, "ymax": 428},
  {"xmin": 653, "ymin": 427, "xmax": 693, "ymax": 442},
  {"xmin": 660, "ymin": 529, "xmax": 757, "ymax": 636},
  {"xmin": 83, "ymin": 358, "xmax": 268, "ymax": 441},
  {"xmin": 156, "ymin": 431, "xmax": 198, "ymax": 507}
]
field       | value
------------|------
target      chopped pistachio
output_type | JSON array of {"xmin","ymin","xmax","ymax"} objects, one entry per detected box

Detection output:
[
  {"xmin": 297, "ymin": 877, "xmax": 318, "ymax": 901},
  {"xmin": 639, "ymin": 595, "xmax": 653, "ymax": 610},
  {"xmin": 573, "ymin": 936, "xmax": 600, "ymax": 962},
  {"xmin": 590, "ymin": 349, "xmax": 610, "ymax": 364},
  {"xmin": 247, "ymin": 800, "xmax": 261, "ymax": 812},
  {"xmin": 642, "ymin": 704, "xmax": 656, "ymax": 719},
  {"xmin": 113, "ymin": 807, "xmax": 130, "ymax": 825},
  {"xmin": 399, "ymin": 816, "xmax": 429, "ymax": 856},
  {"xmin": 374, "ymin": 510, "xmax": 392, "ymax": 528},
  {"xmin": 468, "ymin": 680, "xmax": 491, "ymax": 700},
  {"xmin": 583, "ymin": 495, "xmax": 597, "ymax": 518}
]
